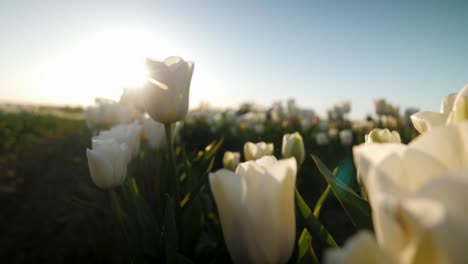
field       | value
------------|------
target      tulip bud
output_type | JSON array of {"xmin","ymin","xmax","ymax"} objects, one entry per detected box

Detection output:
[
  {"xmin": 86, "ymin": 138, "xmax": 128, "ymax": 189},
  {"xmin": 142, "ymin": 117, "xmax": 167, "ymax": 150},
  {"xmin": 222, "ymin": 151, "xmax": 241, "ymax": 171},
  {"xmin": 365, "ymin": 128, "xmax": 401, "ymax": 144},
  {"xmin": 316, "ymin": 132, "xmax": 328, "ymax": 146},
  {"xmin": 143, "ymin": 56, "xmax": 194, "ymax": 124},
  {"xmin": 209, "ymin": 156, "xmax": 297, "ymax": 264},
  {"xmin": 96, "ymin": 123, "xmax": 141, "ymax": 162},
  {"xmin": 282, "ymin": 132, "xmax": 305, "ymax": 165},
  {"xmin": 243, "ymin": 142, "xmax": 274, "ymax": 161},
  {"xmin": 339, "ymin": 129, "xmax": 353, "ymax": 146}
]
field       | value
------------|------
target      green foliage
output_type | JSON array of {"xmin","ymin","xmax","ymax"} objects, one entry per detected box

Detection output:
[{"xmin": 311, "ymin": 154, "xmax": 373, "ymax": 230}]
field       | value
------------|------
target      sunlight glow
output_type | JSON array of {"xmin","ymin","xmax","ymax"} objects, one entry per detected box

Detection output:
[{"xmin": 43, "ymin": 27, "xmax": 176, "ymax": 105}]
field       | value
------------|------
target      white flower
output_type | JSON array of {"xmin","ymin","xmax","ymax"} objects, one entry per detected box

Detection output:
[
  {"xmin": 315, "ymin": 132, "xmax": 328, "ymax": 146},
  {"xmin": 96, "ymin": 123, "xmax": 141, "ymax": 162},
  {"xmin": 85, "ymin": 99, "xmax": 139, "ymax": 129},
  {"xmin": 209, "ymin": 156, "xmax": 297, "ymax": 264},
  {"xmin": 326, "ymin": 122, "xmax": 468, "ymax": 264},
  {"xmin": 243, "ymin": 142, "xmax": 274, "ymax": 161},
  {"xmin": 410, "ymin": 85, "xmax": 468, "ymax": 134},
  {"xmin": 282, "ymin": 132, "xmax": 305, "ymax": 165},
  {"xmin": 339, "ymin": 129, "xmax": 353, "ymax": 146},
  {"xmin": 86, "ymin": 138, "xmax": 128, "ymax": 189},
  {"xmin": 142, "ymin": 117, "xmax": 166, "ymax": 150},
  {"xmin": 222, "ymin": 151, "xmax": 241, "ymax": 171},
  {"xmin": 365, "ymin": 128, "xmax": 401, "ymax": 144},
  {"xmin": 143, "ymin": 56, "xmax": 194, "ymax": 123}
]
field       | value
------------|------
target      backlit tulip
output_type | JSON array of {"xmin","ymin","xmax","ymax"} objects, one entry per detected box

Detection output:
[
  {"xmin": 243, "ymin": 142, "xmax": 274, "ymax": 161},
  {"xmin": 281, "ymin": 132, "xmax": 305, "ymax": 165},
  {"xmin": 365, "ymin": 128, "xmax": 401, "ymax": 144},
  {"xmin": 209, "ymin": 156, "xmax": 297, "ymax": 264},
  {"xmin": 222, "ymin": 151, "xmax": 240, "ymax": 171},
  {"xmin": 143, "ymin": 56, "xmax": 194, "ymax": 123},
  {"xmin": 86, "ymin": 138, "xmax": 128, "ymax": 189}
]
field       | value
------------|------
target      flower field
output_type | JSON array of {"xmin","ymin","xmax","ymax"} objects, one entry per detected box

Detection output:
[{"xmin": 1, "ymin": 57, "xmax": 467, "ymax": 264}]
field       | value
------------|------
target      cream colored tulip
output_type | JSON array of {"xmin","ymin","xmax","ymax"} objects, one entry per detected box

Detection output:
[
  {"xmin": 331, "ymin": 122, "xmax": 468, "ymax": 263},
  {"xmin": 222, "ymin": 151, "xmax": 240, "ymax": 171},
  {"xmin": 86, "ymin": 138, "xmax": 128, "ymax": 189},
  {"xmin": 365, "ymin": 128, "xmax": 401, "ymax": 144},
  {"xmin": 143, "ymin": 56, "xmax": 194, "ymax": 123},
  {"xmin": 96, "ymin": 123, "xmax": 141, "ymax": 162},
  {"xmin": 411, "ymin": 85, "xmax": 468, "ymax": 133},
  {"xmin": 142, "ymin": 117, "xmax": 166, "ymax": 150},
  {"xmin": 209, "ymin": 156, "xmax": 297, "ymax": 264},
  {"xmin": 281, "ymin": 132, "xmax": 305, "ymax": 165},
  {"xmin": 315, "ymin": 132, "xmax": 328, "ymax": 146},
  {"xmin": 339, "ymin": 129, "xmax": 353, "ymax": 146},
  {"xmin": 243, "ymin": 142, "xmax": 274, "ymax": 161}
]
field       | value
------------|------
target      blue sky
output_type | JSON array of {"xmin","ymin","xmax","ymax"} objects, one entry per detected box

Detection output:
[{"xmin": 0, "ymin": 0, "xmax": 467, "ymax": 118}]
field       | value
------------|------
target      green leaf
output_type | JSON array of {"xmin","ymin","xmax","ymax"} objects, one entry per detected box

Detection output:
[
  {"xmin": 295, "ymin": 189, "xmax": 338, "ymax": 249},
  {"xmin": 296, "ymin": 228, "xmax": 319, "ymax": 264},
  {"xmin": 311, "ymin": 154, "xmax": 373, "ymax": 230},
  {"xmin": 312, "ymin": 168, "xmax": 337, "ymax": 218},
  {"xmin": 180, "ymin": 157, "xmax": 215, "ymax": 209}
]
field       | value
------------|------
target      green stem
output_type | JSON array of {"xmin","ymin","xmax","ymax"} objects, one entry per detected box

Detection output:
[
  {"xmin": 108, "ymin": 189, "xmax": 132, "ymax": 254},
  {"xmin": 164, "ymin": 123, "xmax": 181, "ymax": 225}
]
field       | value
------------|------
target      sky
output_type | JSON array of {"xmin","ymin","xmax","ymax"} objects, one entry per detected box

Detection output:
[{"xmin": 0, "ymin": 0, "xmax": 467, "ymax": 118}]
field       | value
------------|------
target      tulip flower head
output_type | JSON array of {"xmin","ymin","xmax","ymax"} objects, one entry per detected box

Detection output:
[
  {"xmin": 86, "ymin": 138, "xmax": 128, "ymax": 189},
  {"xmin": 222, "ymin": 151, "xmax": 241, "ymax": 171},
  {"xmin": 339, "ymin": 129, "xmax": 353, "ymax": 146},
  {"xmin": 326, "ymin": 122, "xmax": 468, "ymax": 263},
  {"xmin": 95, "ymin": 123, "xmax": 141, "ymax": 162},
  {"xmin": 411, "ymin": 84, "xmax": 468, "ymax": 133},
  {"xmin": 209, "ymin": 156, "xmax": 297, "ymax": 264},
  {"xmin": 243, "ymin": 142, "xmax": 274, "ymax": 161},
  {"xmin": 144, "ymin": 56, "xmax": 194, "ymax": 124},
  {"xmin": 142, "ymin": 117, "xmax": 166, "ymax": 150},
  {"xmin": 365, "ymin": 128, "xmax": 401, "ymax": 144},
  {"xmin": 316, "ymin": 132, "xmax": 328, "ymax": 146},
  {"xmin": 282, "ymin": 132, "xmax": 305, "ymax": 165}
]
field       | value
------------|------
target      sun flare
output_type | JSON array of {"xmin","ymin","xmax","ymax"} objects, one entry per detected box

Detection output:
[{"xmin": 43, "ymin": 27, "xmax": 175, "ymax": 105}]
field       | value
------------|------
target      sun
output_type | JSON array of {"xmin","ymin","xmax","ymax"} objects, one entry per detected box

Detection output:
[{"xmin": 43, "ymin": 27, "xmax": 175, "ymax": 105}]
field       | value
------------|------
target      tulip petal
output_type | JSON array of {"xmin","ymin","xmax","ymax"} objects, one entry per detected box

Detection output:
[
  {"xmin": 410, "ymin": 111, "xmax": 448, "ymax": 134},
  {"xmin": 440, "ymin": 93, "xmax": 458, "ymax": 114},
  {"xmin": 86, "ymin": 148, "xmax": 114, "ymax": 189},
  {"xmin": 209, "ymin": 170, "xmax": 252, "ymax": 263},
  {"xmin": 324, "ymin": 231, "xmax": 393, "ymax": 264}
]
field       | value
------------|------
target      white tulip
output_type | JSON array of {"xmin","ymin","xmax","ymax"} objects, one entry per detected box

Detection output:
[
  {"xmin": 339, "ymin": 129, "xmax": 353, "ymax": 146},
  {"xmin": 209, "ymin": 156, "xmax": 297, "ymax": 264},
  {"xmin": 282, "ymin": 132, "xmax": 305, "ymax": 165},
  {"xmin": 86, "ymin": 138, "xmax": 128, "ymax": 189},
  {"xmin": 327, "ymin": 122, "xmax": 468, "ymax": 263},
  {"xmin": 96, "ymin": 123, "xmax": 141, "ymax": 162},
  {"xmin": 315, "ymin": 132, "xmax": 328, "ymax": 146},
  {"xmin": 243, "ymin": 142, "xmax": 274, "ymax": 161},
  {"xmin": 365, "ymin": 128, "xmax": 401, "ymax": 144},
  {"xmin": 222, "ymin": 151, "xmax": 241, "ymax": 171},
  {"xmin": 411, "ymin": 85, "xmax": 468, "ymax": 133},
  {"xmin": 143, "ymin": 56, "xmax": 194, "ymax": 123},
  {"xmin": 142, "ymin": 117, "xmax": 166, "ymax": 150}
]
